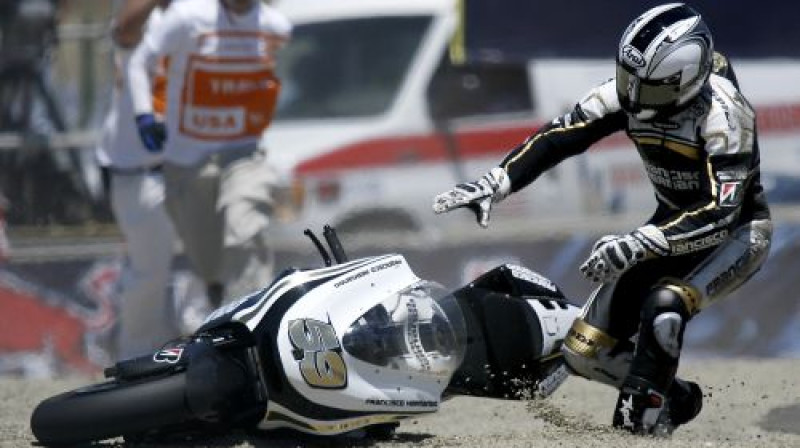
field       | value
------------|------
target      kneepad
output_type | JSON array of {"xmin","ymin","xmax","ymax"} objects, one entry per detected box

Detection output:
[{"xmin": 640, "ymin": 286, "xmax": 692, "ymax": 359}]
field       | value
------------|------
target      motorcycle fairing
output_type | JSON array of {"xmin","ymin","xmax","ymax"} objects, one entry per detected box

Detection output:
[
  {"xmin": 272, "ymin": 255, "xmax": 461, "ymax": 413},
  {"xmin": 201, "ymin": 256, "xmax": 397, "ymax": 330},
  {"xmin": 201, "ymin": 254, "xmax": 461, "ymax": 434},
  {"xmin": 263, "ymin": 402, "xmax": 406, "ymax": 435}
]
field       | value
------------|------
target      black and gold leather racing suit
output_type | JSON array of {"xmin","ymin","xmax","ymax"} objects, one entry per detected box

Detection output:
[{"xmin": 497, "ymin": 61, "xmax": 772, "ymax": 395}]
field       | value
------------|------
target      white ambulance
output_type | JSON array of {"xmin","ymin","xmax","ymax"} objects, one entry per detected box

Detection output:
[{"xmin": 264, "ymin": 0, "xmax": 800, "ymax": 241}]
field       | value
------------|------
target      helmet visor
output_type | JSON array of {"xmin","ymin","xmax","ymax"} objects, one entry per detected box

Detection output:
[{"xmin": 616, "ymin": 65, "xmax": 682, "ymax": 111}]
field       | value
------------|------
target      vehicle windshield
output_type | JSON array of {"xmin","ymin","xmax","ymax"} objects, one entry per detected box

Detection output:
[
  {"xmin": 274, "ymin": 15, "xmax": 432, "ymax": 120},
  {"xmin": 342, "ymin": 280, "xmax": 466, "ymax": 377}
]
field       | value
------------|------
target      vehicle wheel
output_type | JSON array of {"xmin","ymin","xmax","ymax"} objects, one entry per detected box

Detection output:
[{"xmin": 31, "ymin": 373, "xmax": 195, "ymax": 445}]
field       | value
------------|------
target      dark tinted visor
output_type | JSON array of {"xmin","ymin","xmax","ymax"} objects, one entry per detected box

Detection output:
[{"xmin": 616, "ymin": 65, "xmax": 681, "ymax": 109}]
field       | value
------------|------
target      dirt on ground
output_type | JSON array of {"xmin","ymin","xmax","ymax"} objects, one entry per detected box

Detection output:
[{"xmin": 4, "ymin": 359, "xmax": 799, "ymax": 448}]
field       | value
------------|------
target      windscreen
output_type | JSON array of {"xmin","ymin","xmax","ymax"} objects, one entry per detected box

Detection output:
[
  {"xmin": 342, "ymin": 281, "xmax": 466, "ymax": 377},
  {"xmin": 274, "ymin": 16, "xmax": 431, "ymax": 120}
]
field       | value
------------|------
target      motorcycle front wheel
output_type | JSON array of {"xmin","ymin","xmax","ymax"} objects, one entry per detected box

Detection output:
[{"xmin": 31, "ymin": 372, "xmax": 196, "ymax": 445}]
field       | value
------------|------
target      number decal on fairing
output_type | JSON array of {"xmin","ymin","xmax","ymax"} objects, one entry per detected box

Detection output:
[{"xmin": 288, "ymin": 319, "xmax": 347, "ymax": 388}]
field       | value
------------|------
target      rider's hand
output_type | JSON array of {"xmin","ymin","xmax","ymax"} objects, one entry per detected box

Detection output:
[
  {"xmin": 432, "ymin": 167, "xmax": 511, "ymax": 228},
  {"xmin": 580, "ymin": 225, "xmax": 670, "ymax": 283},
  {"xmin": 135, "ymin": 113, "xmax": 167, "ymax": 153}
]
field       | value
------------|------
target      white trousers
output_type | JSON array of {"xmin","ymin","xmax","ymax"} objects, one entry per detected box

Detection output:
[
  {"xmin": 163, "ymin": 147, "xmax": 275, "ymax": 303},
  {"xmin": 111, "ymin": 171, "xmax": 178, "ymax": 360}
]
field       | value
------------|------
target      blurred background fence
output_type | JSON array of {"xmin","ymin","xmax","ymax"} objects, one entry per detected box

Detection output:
[{"xmin": 0, "ymin": 0, "xmax": 114, "ymax": 231}]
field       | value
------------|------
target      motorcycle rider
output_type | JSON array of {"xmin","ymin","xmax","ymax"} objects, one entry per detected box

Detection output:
[{"xmin": 432, "ymin": 3, "xmax": 772, "ymax": 435}]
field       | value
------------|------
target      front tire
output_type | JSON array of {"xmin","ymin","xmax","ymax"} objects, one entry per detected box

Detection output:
[{"xmin": 31, "ymin": 372, "xmax": 195, "ymax": 445}]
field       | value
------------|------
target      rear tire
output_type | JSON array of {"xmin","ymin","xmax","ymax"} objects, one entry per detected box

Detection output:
[{"xmin": 31, "ymin": 372, "xmax": 196, "ymax": 445}]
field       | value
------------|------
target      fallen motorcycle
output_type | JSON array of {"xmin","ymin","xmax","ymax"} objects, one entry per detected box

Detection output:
[{"xmin": 31, "ymin": 226, "xmax": 579, "ymax": 445}]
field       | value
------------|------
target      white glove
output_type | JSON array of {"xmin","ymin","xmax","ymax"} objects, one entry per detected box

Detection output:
[
  {"xmin": 432, "ymin": 167, "xmax": 511, "ymax": 228},
  {"xmin": 580, "ymin": 225, "xmax": 670, "ymax": 283}
]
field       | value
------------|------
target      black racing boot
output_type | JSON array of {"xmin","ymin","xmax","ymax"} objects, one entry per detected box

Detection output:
[
  {"xmin": 615, "ymin": 285, "xmax": 694, "ymax": 436},
  {"xmin": 664, "ymin": 379, "xmax": 703, "ymax": 428},
  {"xmin": 612, "ymin": 375, "xmax": 667, "ymax": 435},
  {"xmin": 647, "ymin": 379, "xmax": 703, "ymax": 437},
  {"xmin": 613, "ymin": 377, "xmax": 703, "ymax": 437}
]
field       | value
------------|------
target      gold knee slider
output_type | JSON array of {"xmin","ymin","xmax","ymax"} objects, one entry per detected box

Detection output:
[
  {"xmin": 658, "ymin": 277, "xmax": 702, "ymax": 315},
  {"xmin": 564, "ymin": 318, "xmax": 617, "ymax": 358}
]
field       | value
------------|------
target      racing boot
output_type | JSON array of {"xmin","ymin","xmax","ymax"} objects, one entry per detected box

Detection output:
[
  {"xmin": 612, "ymin": 375, "xmax": 668, "ymax": 435},
  {"xmin": 613, "ymin": 376, "xmax": 703, "ymax": 436},
  {"xmin": 614, "ymin": 284, "xmax": 695, "ymax": 435},
  {"xmin": 662, "ymin": 378, "xmax": 703, "ymax": 430}
]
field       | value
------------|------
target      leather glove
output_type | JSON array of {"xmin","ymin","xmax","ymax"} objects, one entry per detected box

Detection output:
[
  {"xmin": 580, "ymin": 225, "xmax": 670, "ymax": 283},
  {"xmin": 432, "ymin": 167, "xmax": 511, "ymax": 228},
  {"xmin": 135, "ymin": 113, "xmax": 167, "ymax": 153}
]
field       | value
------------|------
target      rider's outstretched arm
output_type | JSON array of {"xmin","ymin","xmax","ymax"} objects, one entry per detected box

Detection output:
[
  {"xmin": 433, "ymin": 80, "xmax": 627, "ymax": 227},
  {"xmin": 501, "ymin": 83, "xmax": 627, "ymax": 194}
]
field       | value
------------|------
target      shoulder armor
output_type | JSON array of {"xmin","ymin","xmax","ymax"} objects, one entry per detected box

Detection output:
[
  {"xmin": 577, "ymin": 79, "xmax": 622, "ymax": 121},
  {"xmin": 702, "ymin": 75, "xmax": 756, "ymax": 155}
]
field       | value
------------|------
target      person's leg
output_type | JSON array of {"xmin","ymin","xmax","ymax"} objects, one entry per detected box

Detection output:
[
  {"xmin": 111, "ymin": 172, "xmax": 177, "ymax": 360},
  {"xmin": 562, "ymin": 256, "xmax": 705, "ymax": 434},
  {"xmin": 220, "ymin": 232, "xmax": 273, "ymax": 301},
  {"xmin": 218, "ymin": 150, "xmax": 275, "ymax": 301},
  {"xmin": 163, "ymin": 161, "xmax": 226, "ymax": 307},
  {"xmin": 614, "ymin": 219, "xmax": 772, "ymax": 434},
  {"xmin": 562, "ymin": 264, "xmax": 655, "ymax": 389},
  {"xmin": 685, "ymin": 219, "xmax": 772, "ymax": 308},
  {"xmin": 612, "ymin": 279, "xmax": 696, "ymax": 434}
]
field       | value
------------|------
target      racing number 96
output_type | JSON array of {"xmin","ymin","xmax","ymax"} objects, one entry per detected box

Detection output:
[{"xmin": 288, "ymin": 319, "xmax": 347, "ymax": 388}]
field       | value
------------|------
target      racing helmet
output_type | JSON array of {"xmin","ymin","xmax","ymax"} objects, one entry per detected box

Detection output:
[{"xmin": 616, "ymin": 3, "xmax": 713, "ymax": 121}]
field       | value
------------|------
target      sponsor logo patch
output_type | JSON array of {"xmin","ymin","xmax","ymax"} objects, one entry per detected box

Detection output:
[
  {"xmin": 620, "ymin": 394, "xmax": 635, "ymax": 428},
  {"xmin": 672, "ymin": 230, "xmax": 729, "ymax": 255},
  {"xmin": 719, "ymin": 181, "xmax": 742, "ymax": 207},
  {"xmin": 153, "ymin": 347, "xmax": 184, "ymax": 364},
  {"xmin": 644, "ymin": 164, "xmax": 701, "ymax": 190},
  {"xmin": 621, "ymin": 45, "xmax": 646, "ymax": 68},
  {"xmin": 706, "ymin": 253, "xmax": 748, "ymax": 296}
]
